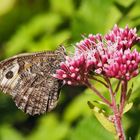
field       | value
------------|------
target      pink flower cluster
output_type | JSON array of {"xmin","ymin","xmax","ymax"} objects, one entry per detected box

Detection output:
[
  {"xmin": 55, "ymin": 55, "xmax": 89, "ymax": 85},
  {"xmin": 54, "ymin": 25, "xmax": 140, "ymax": 85},
  {"xmin": 105, "ymin": 24, "xmax": 139, "ymax": 50},
  {"xmin": 104, "ymin": 49, "xmax": 140, "ymax": 80}
]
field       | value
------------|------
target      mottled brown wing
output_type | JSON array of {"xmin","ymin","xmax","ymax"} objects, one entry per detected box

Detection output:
[{"xmin": 0, "ymin": 47, "xmax": 66, "ymax": 115}]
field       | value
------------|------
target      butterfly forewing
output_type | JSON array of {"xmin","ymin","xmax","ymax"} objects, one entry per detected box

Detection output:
[{"xmin": 0, "ymin": 47, "xmax": 65, "ymax": 115}]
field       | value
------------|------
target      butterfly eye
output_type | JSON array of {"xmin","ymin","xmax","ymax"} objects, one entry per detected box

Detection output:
[{"xmin": 5, "ymin": 71, "xmax": 14, "ymax": 79}]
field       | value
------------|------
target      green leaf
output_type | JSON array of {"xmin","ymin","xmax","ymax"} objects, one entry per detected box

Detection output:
[
  {"xmin": 50, "ymin": 0, "xmax": 74, "ymax": 16},
  {"xmin": 92, "ymin": 100, "xmax": 108, "ymax": 106},
  {"xmin": 114, "ymin": 0, "xmax": 136, "ymax": 15},
  {"xmin": 70, "ymin": 116, "xmax": 114, "ymax": 140},
  {"xmin": 28, "ymin": 113, "xmax": 69, "ymax": 140},
  {"xmin": 136, "ymin": 131, "xmax": 140, "ymax": 140},
  {"xmin": 0, "ymin": 0, "xmax": 16, "ymax": 16},
  {"xmin": 126, "ymin": 83, "xmax": 133, "ymax": 101},
  {"xmin": 0, "ymin": 124, "xmax": 24, "ymax": 140},
  {"xmin": 63, "ymin": 92, "xmax": 93, "ymax": 123},
  {"xmin": 63, "ymin": 87, "xmax": 110, "ymax": 124},
  {"xmin": 114, "ymin": 1, "xmax": 126, "ymax": 13},
  {"xmin": 71, "ymin": 0, "xmax": 114, "ymax": 39},
  {"xmin": 5, "ymin": 13, "xmax": 63, "ymax": 56},
  {"xmin": 123, "ymin": 102, "xmax": 133, "ymax": 114},
  {"xmin": 28, "ymin": 30, "xmax": 71, "ymax": 52},
  {"xmin": 88, "ymin": 101, "xmax": 116, "ymax": 134}
]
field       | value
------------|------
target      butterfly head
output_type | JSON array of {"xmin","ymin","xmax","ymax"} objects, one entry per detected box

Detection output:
[{"xmin": 55, "ymin": 46, "xmax": 66, "ymax": 56}]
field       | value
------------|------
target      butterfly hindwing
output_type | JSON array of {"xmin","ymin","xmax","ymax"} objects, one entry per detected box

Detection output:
[{"xmin": 0, "ymin": 47, "xmax": 65, "ymax": 115}]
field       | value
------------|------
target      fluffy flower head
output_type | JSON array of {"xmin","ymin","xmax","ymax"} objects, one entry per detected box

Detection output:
[
  {"xmin": 105, "ymin": 24, "xmax": 140, "ymax": 50},
  {"xmin": 54, "ymin": 25, "xmax": 140, "ymax": 85}
]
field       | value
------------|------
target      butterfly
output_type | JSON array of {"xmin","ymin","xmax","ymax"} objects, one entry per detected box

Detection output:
[{"xmin": 0, "ymin": 46, "xmax": 66, "ymax": 115}]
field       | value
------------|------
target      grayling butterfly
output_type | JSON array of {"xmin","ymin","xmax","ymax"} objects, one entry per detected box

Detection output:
[{"xmin": 0, "ymin": 46, "xmax": 66, "ymax": 115}]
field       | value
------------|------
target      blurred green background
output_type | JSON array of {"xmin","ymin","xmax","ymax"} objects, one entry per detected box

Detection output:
[{"xmin": 0, "ymin": 0, "xmax": 140, "ymax": 140}]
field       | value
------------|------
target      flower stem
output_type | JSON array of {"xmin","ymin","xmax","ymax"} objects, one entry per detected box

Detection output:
[
  {"xmin": 105, "ymin": 77, "xmax": 127, "ymax": 140},
  {"xmin": 89, "ymin": 76, "xmax": 109, "ymax": 88},
  {"xmin": 85, "ymin": 80, "xmax": 112, "ymax": 107},
  {"xmin": 112, "ymin": 96, "xmax": 126, "ymax": 140},
  {"xmin": 86, "ymin": 78, "xmax": 126, "ymax": 140},
  {"xmin": 104, "ymin": 77, "xmax": 114, "ymax": 101},
  {"xmin": 120, "ymin": 80, "xmax": 127, "ymax": 116},
  {"xmin": 114, "ymin": 81, "xmax": 121, "ymax": 95}
]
